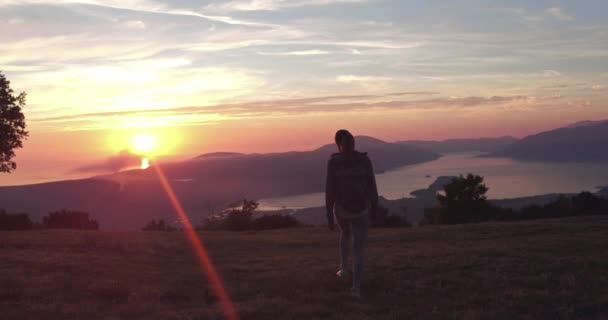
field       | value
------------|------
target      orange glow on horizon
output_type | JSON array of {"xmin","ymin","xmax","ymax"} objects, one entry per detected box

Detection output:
[
  {"xmin": 106, "ymin": 127, "xmax": 183, "ymax": 157},
  {"xmin": 132, "ymin": 134, "xmax": 155, "ymax": 154},
  {"xmin": 151, "ymin": 159, "xmax": 239, "ymax": 320}
]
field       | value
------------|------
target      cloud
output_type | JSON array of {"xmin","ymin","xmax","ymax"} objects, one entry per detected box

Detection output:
[
  {"xmin": 256, "ymin": 49, "xmax": 330, "ymax": 56},
  {"xmin": 72, "ymin": 150, "xmax": 142, "ymax": 173},
  {"xmin": 204, "ymin": 0, "xmax": 370, "ymax": 12},
  {"xmin": 31, "ymin": 93, "xmax": 563, "ymax": 130},
  {"xmin": 541, "ymin": 70, "xmax": 562, "ymax": 77},
  {"xmin": 337, "ymin": 75, "xmax": 392, "ymax": 83},
  {"xmin": 123, "ymin": 20, "xmax": 146, "ymax": 29},
  {"xmin": 495, "ymin": 7, "xmax": 543, "ymax": 22},
  {"xmin": 547, "ymin": 7, "xmax": 574, "ymax": 21},
  {"xmin": 2, "ymin": 0, "xmax": 606, "ymax": 132},
  {"xmin": 0, "ymin": 0, "xmax": 277, "ymax": 27},
  {"xmin": 14, "ymin": 64, "xmax": 265, "ymax": 119}
]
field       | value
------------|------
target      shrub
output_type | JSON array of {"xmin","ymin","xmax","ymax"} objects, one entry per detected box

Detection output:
[
  {"xmin": 372, "ymin": 205, "xmax": 410, "ymax": 228},
  {"xmin": 437, "ymin": 174, "xmax": 491, "ymax": 224},
  {"xmin": 202, "ymin": 199, "xmax": 258, "ymax": 231},
  {"xmin": 572, "ymin": 192, "xmax": 605, "ymax": 215},
  {"xmin": 0, "ymin": 209, "xmax": 32, "ymax": 230},
  {"xmin": 142, "ymin": 219, "xmax": 177, "ymax": 231},
  {"xmin": 43, "ymin": 209, "xmax": 99, "ymax": 230}
]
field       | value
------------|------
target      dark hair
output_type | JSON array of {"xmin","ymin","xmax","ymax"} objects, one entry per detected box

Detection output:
[
  {"xmin": 334, "ymin": 129, "xmax": 355, "ymax": 153},
  {"xmin": 335, "ymin": 129, "xmax": 352, "ymax": 145}
]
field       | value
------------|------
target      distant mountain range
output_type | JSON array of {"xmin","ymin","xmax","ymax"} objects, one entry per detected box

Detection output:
[
  {"xmin": 488, "ymin": 120, "xmax": 608, "ymax": 162},
  {"xmin": 398, "ymin": 136, "xmax": 518, "ymax": 153},
  {"xmin": 0, "ymin": 136, "xmax": 439, "ymax": 230},
  {"xmin": 565, "ymin": 120, "xmax": 608, "ymax": 129}
]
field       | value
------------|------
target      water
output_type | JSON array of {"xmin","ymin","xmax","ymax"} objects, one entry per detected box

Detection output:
[{"xmin": 259, "ymin": 152, "xmax": 608, "ymax": 210}]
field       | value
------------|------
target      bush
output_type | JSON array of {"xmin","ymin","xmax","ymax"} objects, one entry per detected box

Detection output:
[
  {"xmin": 0, "ymin": 209, "xmax": 33, "ymax": 230},
  {"xmin": 420, "ymin": 207, "xmax": 442, "ymax": 226},
  {"xmin": 372, "ymin": 205, "xmax": 410, "ymax": 228},
  {"xmin": 221, "ymin": 210, "xmax": 254, "ymax": 231},
  {"xmin": 43, "ymin": 209, "xmax": 99, "ymax": 230},
  {"xmin": 437, "ymin": 174, "xmax": 491, "ymax": 224},
  {"xmin": 202, "ymin": 199, "xmax": 304, "ymax": 231},
  {"xmin": 202, "ymin": 199, "xmax": 258, "ymax": 231},
  {"xmin": 572, "ymin": 192, "xmax": 605, "ymax": 215},
  {"xmin": 517, "ymin": 192, "xmax": 608, "ymax": 220},
  {"xmin": 142, "ymin": 219, "xmax": 177, "ymax": 231}
]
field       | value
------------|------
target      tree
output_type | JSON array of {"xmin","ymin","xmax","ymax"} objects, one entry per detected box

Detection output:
[
  {"xmin": 202, "ymin": 199, "xmax": 259, "ymax": 231},
  {"xmin": 0, "ymin": 209, "xmax": 33, "ymax": 230},
  {"xmin": 572, "ymin": 191, "xmax": 604, "ymax": 215},
  {"xmin": 437, "ymin": 174, "xmax": 490, "ymax": 224},
  {"xmin": 43, "ymin": 209, "xmax": 99, "ymax": 230},
  {"xmin": 221, "ymin": 199, "xmax": 258, "ymax": 231},
  {"xmin": 142, "ymin": 219, "xmax": 177, "ymax": 231},
  {"xmin": 371, "ymin": 205, "xmax": 410, "ymax": 228},
  {"xmin": 0, "ymin": 71, "xmax": 28, "ymax": 173}
]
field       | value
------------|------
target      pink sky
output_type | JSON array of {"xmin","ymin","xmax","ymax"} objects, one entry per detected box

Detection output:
[{"xmin": 2, "ymin": 0, "xmax": 608, "ymax": 185}]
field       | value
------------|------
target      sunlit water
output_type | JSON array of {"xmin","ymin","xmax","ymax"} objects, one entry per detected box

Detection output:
[{"xmin": 259, "ymin": 153, "xmax": 608, "ymax": 210}]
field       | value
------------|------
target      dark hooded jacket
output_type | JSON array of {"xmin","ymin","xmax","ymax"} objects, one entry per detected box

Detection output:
[{"xmin": 325, "ymin": 151, "xmax": 378, "ymax": 225}]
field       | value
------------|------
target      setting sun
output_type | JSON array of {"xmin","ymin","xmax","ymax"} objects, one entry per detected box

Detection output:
[{"xmin": 131, "ymin": 133, "xmax": 156, "ymax": 155}]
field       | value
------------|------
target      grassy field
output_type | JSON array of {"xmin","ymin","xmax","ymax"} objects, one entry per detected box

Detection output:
[{"xmin": 1, "ymin": 215, "xmax": 607, "ymax": 319}]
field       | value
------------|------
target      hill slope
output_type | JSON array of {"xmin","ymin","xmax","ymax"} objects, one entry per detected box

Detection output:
[
  {"xmin": 398, "ymin": 136, "xmax": 517, "ymax": 153},
  {"xmin": 489, "ymin": 121, "xmax": 608, "ymax": 162},
  {"xmin": 0, "ymin": 136, "xmax": 439, "ymax": 230}
]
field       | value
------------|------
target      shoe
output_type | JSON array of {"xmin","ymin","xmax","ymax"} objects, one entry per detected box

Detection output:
[{"xmin": 336, "ymin": 269, "xmax": 352, "ymax": 279}]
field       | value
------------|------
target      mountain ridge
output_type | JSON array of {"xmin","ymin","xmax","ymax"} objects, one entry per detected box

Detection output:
[
  {"xmin": 0, "ymin": 136, "xmax": 439, "ymax": 230},
  {"xmin": 488, "ymin": 121, "xmax": 608, "ymax": 162}
]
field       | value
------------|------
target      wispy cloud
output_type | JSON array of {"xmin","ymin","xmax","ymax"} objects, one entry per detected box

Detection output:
[
  {"xmin": 30, "ymin": 93, "xmax": 566, "ymax": 130},
  {"xmin": 256, "ymin": 49, "xmax": 329, "ymax": 56},
  {"xmin": 547, "ymin": 7, "xmax": 574, "ymax": 21},
  {"xmin": 0, "ymin": 0, "xmax": 277, "ymax": 27},
  {"xmin": 2, "ymin": 0, "xmax": 607, "ymax": 135},
  {"xmin": 203, "ymin": 0, "xmax": 370, "ymax": 12}
]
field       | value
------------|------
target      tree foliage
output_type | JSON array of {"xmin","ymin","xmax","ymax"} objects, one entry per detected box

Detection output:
[
  {"xmin": 202, "ymin": 199, "xmax": 303, "ymax": 231},
  {"xmin": 424, "ymin": 175, "xmax": 608, "ymax": 225},
  {"xmin": 0, "ymin": 71, "xmax": 28, "ymax": 173},
  {"xmin": 142, "ymin": 219, "xmax": 177, "ymax": 231},
  {"xmin": 0, "ymin": 209, "xmax": 33, "ymax": 230},
  {"xmin": 372, "ymin": 205, "xmax": 410, "ymax": 228},
  {"xmin": 437, "ymin": 174, "xmax": 491, "ymax": 224},
  {"xmin": 43, "ymin": 209, "xmax": 99, "ymax": 230}
]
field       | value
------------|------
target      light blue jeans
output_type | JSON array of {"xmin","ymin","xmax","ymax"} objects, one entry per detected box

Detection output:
[{"xmin": 337, "ymin": 213, "xmax": 369, "ymax": 290}]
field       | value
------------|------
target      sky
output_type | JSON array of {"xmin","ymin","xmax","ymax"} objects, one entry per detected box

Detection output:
[{"xmin": 1, "ymin": 0, "xmax": 608, "ymax": 185}]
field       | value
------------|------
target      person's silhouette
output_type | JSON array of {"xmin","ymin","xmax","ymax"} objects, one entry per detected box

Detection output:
[{"xmin": 325, "ymin": 129, "xmax": 378, "ymax": 298}]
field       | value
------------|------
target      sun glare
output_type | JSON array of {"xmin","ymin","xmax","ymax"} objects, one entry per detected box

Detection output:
[
  {"xmin": 106, "ymin": 128, "xmax": 182, "ymax": 164},
  {"xmin": 132, "ymin": 133, "xmax": 156, "ymax": 154},
  {"xmin": 141, "ymin": 157, "xmax": 150, "ymax": 170}
]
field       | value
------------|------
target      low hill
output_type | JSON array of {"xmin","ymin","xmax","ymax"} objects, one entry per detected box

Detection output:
[
  {"xmin": 488, "ymin": 120, "xmax": 608, "ymax": 162},
  {"xmin": 398, "ymin": 136, "xmax": 517, "ymax": 153},
  {"xmin": 0, "ymin": 136, "xmax": 439, "ymax": 230},
  {"xmin": 193, "ymin": 152, "xmax": 244, "ymax": 160},
  {"xmin": 1, "ymin": 215, "xmax": 606, "ymax": 319}
]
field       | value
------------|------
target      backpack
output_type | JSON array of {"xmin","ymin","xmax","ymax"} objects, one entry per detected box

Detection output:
[{"xmin": 333, "ymin": 152, "xmax": 370, "ymax": 213}]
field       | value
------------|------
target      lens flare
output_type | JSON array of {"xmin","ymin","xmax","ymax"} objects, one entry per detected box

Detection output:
[{"xmin": 151, "ymin": 159, "xmax": 239, "ymax": 320}]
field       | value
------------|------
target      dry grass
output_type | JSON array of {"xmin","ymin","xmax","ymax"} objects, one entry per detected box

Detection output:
[{"xmin": 1, "ymin": 215, "xmax": 607, "ymax": 319}]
